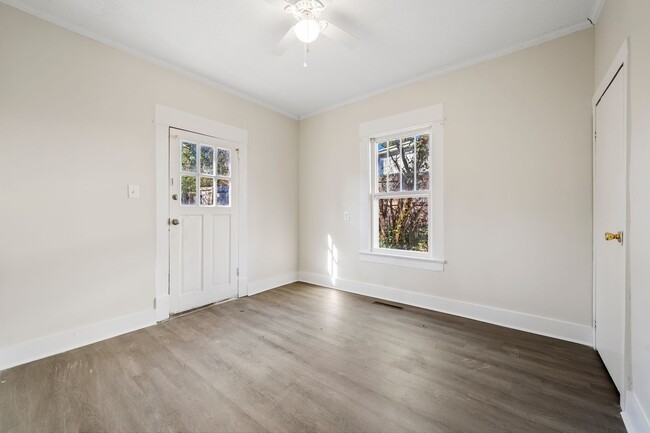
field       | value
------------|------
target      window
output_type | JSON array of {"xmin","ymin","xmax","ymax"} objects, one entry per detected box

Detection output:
[
  {"xmin": 180, "ymin": 140, "xmax": 231, "ymax": 207},
  {"xmin": 373, "ymin": 129, "xmax": 431, "ymax": 253},
  {"xmin": 359, "ymin": 104, "xmax": 444, "ymax": 271}
]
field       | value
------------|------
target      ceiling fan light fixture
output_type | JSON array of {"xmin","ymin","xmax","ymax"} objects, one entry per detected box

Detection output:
[{"xmin": 294, "ymin": 18, "xmax": 321, "ymax": 43}]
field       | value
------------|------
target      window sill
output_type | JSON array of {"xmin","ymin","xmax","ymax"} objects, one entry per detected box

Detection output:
[{"xmin": 359, "ymin": 251, "xmax": 445, "ymax": 271}]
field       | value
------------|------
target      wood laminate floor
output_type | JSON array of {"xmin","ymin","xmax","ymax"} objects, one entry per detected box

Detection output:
[{"xmin": 0, "ymin": 283, "xmax": 625, "ymax": 433}]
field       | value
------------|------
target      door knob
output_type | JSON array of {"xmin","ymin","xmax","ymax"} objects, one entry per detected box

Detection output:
[
  {"xmin": 172, "ymin": 194, "xmax": 178, "ymax": 200},
  {"xmin": 170, "ymin": 218, "xmax": 180, "ymax": 226},
  {"xmin": 605, "ymin": 231, "xmax": 623, "ymax": 244}
]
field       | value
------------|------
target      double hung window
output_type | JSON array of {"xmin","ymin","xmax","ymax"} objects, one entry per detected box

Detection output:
[{"xmin": 359, "ymin": 104, "xmax": 444, "ymax": 271}]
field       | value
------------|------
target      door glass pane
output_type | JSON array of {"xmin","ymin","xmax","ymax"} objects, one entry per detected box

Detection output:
[
  {"xmin": 217, "ymin": 179, "xmax": 230, "ymax": 206},
  {"xmin": 181, "ymin": 175, "xmax": 197, "ymax": 206},
  {"xmin": 377, "ymin": 142, "xmax": 387, "ymax": 192},
  {"xmin": 377, "ymin": 197, "xmax": 428, "ymax": 252},
  {"xmin": 200, "ymin": 145, "xmax": 215, "ymax": 176},
  {"xmin": 200, "ymin": 177, "xmax": 215, "ymax": 206},
  {"xmin": 181, "ymin": 142, "xmax": 197, "ymax": 173},
  {"xmin": 416, "ymin": 135, "xmax": 430, "ymax": 190},
  {"xmin": 401, "ymin": 136, "xmax": 415, "ymax": 191},
  {"xmin": 217, "ymin": 148, "xmax": 231, "ymax": 177},
  {"xmin": 387, "ymin": 139, "xmax": 401, "ymax": 192}
]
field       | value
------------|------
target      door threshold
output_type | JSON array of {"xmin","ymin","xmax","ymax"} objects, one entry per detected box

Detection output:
[{"xmin": 166, "ymin": 297, "xmax": 238, "ymax": 320}]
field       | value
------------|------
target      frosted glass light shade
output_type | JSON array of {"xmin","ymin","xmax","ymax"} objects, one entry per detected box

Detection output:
[{"xmin": 294, "ymin": 19, "xmax": 320, "ymax": 43}]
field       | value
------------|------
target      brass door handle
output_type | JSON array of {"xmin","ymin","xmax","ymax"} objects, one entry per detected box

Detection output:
[
  {"xmin": 170, "ymin": 218, "xmax": 180, "ymax": 226},
  {"xmin": 605, "ymin": 231, "xmax": 623, "ymax": 244}
]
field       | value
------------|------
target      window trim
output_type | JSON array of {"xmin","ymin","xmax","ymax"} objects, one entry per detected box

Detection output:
[{"xmin": 359, "ymin": 104, "xmax": 445, "ymax": 271}]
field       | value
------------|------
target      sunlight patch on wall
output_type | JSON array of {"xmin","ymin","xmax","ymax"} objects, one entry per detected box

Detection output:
[{"xmin": 327, "ymin": 234, "xmax": 338, "ymax": 285}]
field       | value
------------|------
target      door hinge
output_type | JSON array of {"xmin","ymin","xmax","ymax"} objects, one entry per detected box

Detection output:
[
  {"xmin": 153, "ymin": 298, "xmax": 157, "ymax": 308},
  {"xmin": 237, "ymin": 267, "xmax": 239, "ymax": 277}
]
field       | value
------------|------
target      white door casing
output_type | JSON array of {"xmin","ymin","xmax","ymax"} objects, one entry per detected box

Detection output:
[
  {"xmin": 154, "ymin": 105, "xmax": 248, "ymax": 322},
  {"xmin": 169, "ymin": 128, "xmax": 239, "ymax": 313},
  {"xmin": 593, "ymin": 48, "xmax": 627, "ymax": 394}
]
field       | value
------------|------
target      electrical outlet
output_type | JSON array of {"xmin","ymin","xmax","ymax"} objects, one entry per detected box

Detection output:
[{"xmin": 344, "ymin": 211, "xmax": 350, "ymax": 222}]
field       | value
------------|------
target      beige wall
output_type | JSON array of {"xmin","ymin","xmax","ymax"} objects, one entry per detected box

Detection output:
[
  {"xmin": 596, "ymin": 0, "xmax": 650, "ymax": 422},
  {"xmin": 0, "ymin": 4, "xmax": 299, "ymax": 347},
  {"xmin": 299, "ymin": 29, "xmax": 594, "ymax": 326}
]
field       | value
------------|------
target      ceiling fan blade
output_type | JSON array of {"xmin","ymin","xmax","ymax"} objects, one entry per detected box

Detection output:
[
  {"xmin": 262, "ymin": 0, "xmax": 296, "ymax": 9},
  {"xmin": 272, "ymin": 27, "xmax": 297, "ymax": 55},
  {"xmin": 319, "ymin": 21, "xmax": 359, "ymax": 49}
]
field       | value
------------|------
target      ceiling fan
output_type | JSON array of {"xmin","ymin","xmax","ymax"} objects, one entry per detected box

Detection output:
[{"xmin": 264, "ymin": 0, "xmax": 359, "ymax": 63}]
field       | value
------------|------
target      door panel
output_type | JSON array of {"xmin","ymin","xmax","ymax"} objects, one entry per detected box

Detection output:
[
  {"xmin": 594, "ymin": 66, "xmax": 626, "ymax": 393},
  {"xmin": 169, "ymin": 128, "xmax": 238, "ymax": 313},
  {"xmin": 212, "ymin": 215, "xmax": 231, "ymax": 286},
  {"xmin": 181, "ymin": 215, "xmax": 202, "ymax": 293}
]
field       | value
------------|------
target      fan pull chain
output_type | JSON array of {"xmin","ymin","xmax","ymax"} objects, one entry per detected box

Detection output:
[{"xmin": 303, "ymin": 43, "xmax": 309, "ymax": 68}]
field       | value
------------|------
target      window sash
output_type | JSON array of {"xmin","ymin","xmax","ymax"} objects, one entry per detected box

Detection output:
[
  {"xmin": 372, "ymin": 191, "xmax": 429, "ymax": 199},
  {"xmin": 371, "ymin": 195, "xmax": 433, "ymax": 256},
  {"xmin": 372, "ymin": 129, "xmax": 432, "ymax": 195},
  {"xmin": 370, "ymin": 127, "xmax": 433, "ymax": 257}
]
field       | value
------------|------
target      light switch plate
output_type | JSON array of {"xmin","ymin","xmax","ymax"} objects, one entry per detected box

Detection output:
[{"xmin": 128, "ymin": 184, "xmax": 140, "ymax": 199}]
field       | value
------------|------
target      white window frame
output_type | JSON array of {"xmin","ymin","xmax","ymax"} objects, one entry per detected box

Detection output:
[{"xmin": 359, "ymin": 104, "xmax": 445, "ymax": 271}]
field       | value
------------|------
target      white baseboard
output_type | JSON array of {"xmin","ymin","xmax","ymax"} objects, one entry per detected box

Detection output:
[
  {"xmin": 298, "ymin": 272, "xmax": 594, "ymax": 346},
  {"xmin": 0, "ymin": 272, "xmax": 594, "ymax": 370},
  {"xmin": 0, "ymin": 309, "xmax": 156, "ymax": 371},
  {"xmin": 623, "ymin": 391, "xmax": 650, "ymax": 433},
  {"xmin": 248, "ymin": 272, "xmax": 298, "ymax": 296}
]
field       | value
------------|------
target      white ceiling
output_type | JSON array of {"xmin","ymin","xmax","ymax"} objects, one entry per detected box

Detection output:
[{"xmin": 4, "ymin": 0, "xmax": 602, "ymax": 118}]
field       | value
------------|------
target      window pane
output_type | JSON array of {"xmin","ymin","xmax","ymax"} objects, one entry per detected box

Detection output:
[
  {"xmin": 200, "ymin": 145, "xmax": 215, "ymax": 175},
  {"xmin": 378, "ymin": 197, "xmax": 428, "ymax": 252},
  {"xmin": 200, "ymin": 177, "xmax": 214, "ymax": 206},
  {"xmin": 401, "ymin": 136, "xmax": 415, "ymax": 191},
  {"xmin": 377, "ymin": 142, "xmax": 387, "ymax": 192},
  {"xmin": 217, "ymin": 179, "xmax": 230, "ymax": 206},
  {"xmin": 181, "ymin": 142, "xmax": 197, "ymax": 173},
  {"xmin": 387, "ymin": 139, "xmax": 401, "ymax": 192},
  {"xmin": 181, "ymin": 175, "xmax": 197, "ymax": 206},
  {"xmin": 416, "ymin": 135, "xmax": 430, "ymax": 190},
  {"xmin": 217, "ymin": 148, "xmax": 231, "ymax": 177}
]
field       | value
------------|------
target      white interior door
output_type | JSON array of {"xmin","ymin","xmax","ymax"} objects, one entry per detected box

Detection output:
[
  {"xmin": 169, "ymin": 128, "xmax": 238, "ymax": 313},
  {"xmin": 594, "ymin": 66, "xmax": 626, "ymax": 393}
]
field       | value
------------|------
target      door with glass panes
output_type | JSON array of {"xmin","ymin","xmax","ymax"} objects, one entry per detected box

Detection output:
[{"xmin": 169, "ymin": 128, "xmax": 238, "ymax": 313}]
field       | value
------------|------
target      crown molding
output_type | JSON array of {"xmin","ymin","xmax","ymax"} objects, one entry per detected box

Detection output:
[
  {"xmin": 2, "ymin": 0, "xmax": 598, "ymax": 121},
  {"xmin": 300, "ymin": 20, "xmax": 592, "ymax": 119},
  {"xmin": 0, "ymin": 0, "xmax": 300, "ymax": 120},
  {"xmin": 590, "ymin": 0, "xmax": 606, "ymax": 23}
]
